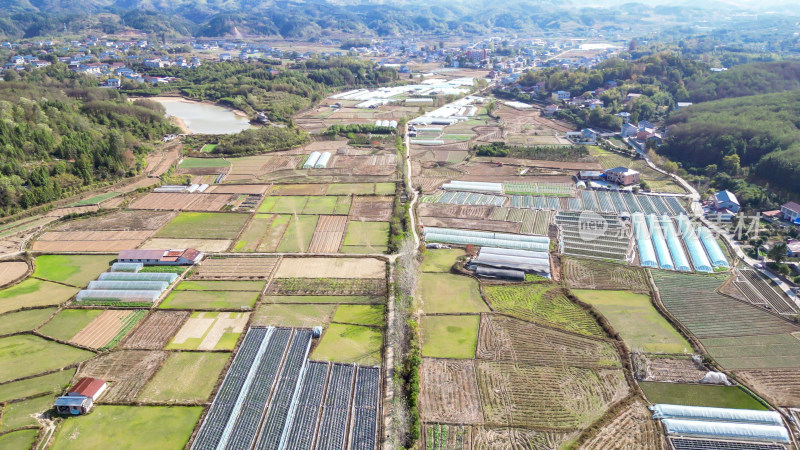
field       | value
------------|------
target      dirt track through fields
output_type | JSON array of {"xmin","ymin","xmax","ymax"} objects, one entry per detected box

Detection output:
[
  {"xmin": 308, "ymin": 215, "xmax": 347, "ymax": 253},
  {"xmin": 70, "ymin": 310, "xmax": 133, "ymax": 349}
]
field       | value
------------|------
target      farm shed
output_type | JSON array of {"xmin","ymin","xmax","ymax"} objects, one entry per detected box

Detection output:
[
  {"xmin": 98, "ymin": 272, "xmax": 178, "ymax": 283},
  {"xmin": 110, "ymin": 262, "xmax": 143, "ymax": 273},
  {"xmin": 651, "ymin": 404, "xmax": 783, "ymax": 426},
  {"xmin": 675, "ymin": 215, "xmax": 713, "ymax": 273},
  {"xmin": 303, "ymin": 152, "xmax": 321, "ymax": 169},
  {"xmin": 475, "ymin": 266, "xmax": 525, "ymax": 281},
  {"xmin": 660, "ymin": 216, "xmax": 691, "ymax": 272},
  {"xmin": 76, "ymin": 289, "xmax": 162, "ymax": 303},
  {"xmin": 87, "ymin": 280, "xmax": 170, "ymax": 291},
  {"xmin": 647, "ymin": 214, "xmax": 675, "ymax": 271},
  {"xmin": 68, "ymin": 377, "xmax": 107, "ymax": 401},
  {"xmin": 660, "ymin": 419, "xmax": 789, "ymax": 444},
  {"xmin": 632, "ymin": 213, "xmax": 658, "ymax": 269},
  {"xmin": 55, "ymin": 395, "xmax": 92, "ymax": 415},
  {"xmin": 697, "ymin": 227, "xmax": 729, "ymax": 268}
]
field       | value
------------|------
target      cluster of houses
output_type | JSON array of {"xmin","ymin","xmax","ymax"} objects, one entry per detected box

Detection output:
[{"xmin": 621, "ymin": 119, "xmax": 664, "ymax": 147}]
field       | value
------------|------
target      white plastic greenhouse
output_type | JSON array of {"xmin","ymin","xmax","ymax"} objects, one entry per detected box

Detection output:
[
  {"xmin": 697, "ymin": 226, "xmax": 730, "ymax": 268},
  {"xmin": 660, "ymin": 216, "xmax": 692, "ymax": 272},
  {"xmin": 315, "ymin": 152, "xmax": 332, "ymax": 168},
  {"xmin": 440, "ymin": 181, "xmax": 503, "ymax": 194},
  {"xmin": 480, "ymin": 247, "xmax": 549, "ymax": 261},
  {"xmin": 676, "ymin": 215, "xmax": 713, "ymax": 273},
  {"xmin": 651, "ymin": 404, "xmax": 783, "ymax": 426},
  {"xmin": 87, "ymin": 280, "xmax": 170, "ymax": 291},
  {"xmin": 647, "ymin": 214, "xmax": 675, "ymax": 270},
  {"xmin": 425, "ymin": 227, "xmax": 549, "ymax": 244},
  {"xmin": 424, "ymin": 229, "xmax": 549, "ymax": 252},
  {"xmin": 110, "ymin": 262, "xmax": 142, "ymax": 273},
  {"xmin": 661, "ymin": 419, "xmax": 789, "ymax": 443},
  {"xmin": 303, "ymin": 152, "xmax": 321, "ymax": 169},
  {"xmin": 76, "ymin": 290, "xmax": 162, "ymax": 303},
  {"xmin": 473, "ymin": 253, "xmax": 550, "ymax": 275},
  {"xmin": 98, "ymin": 272, "xmax": 178, "ymax": 283},
  {"xmin": 632, "ymin": 214, "xmax": 658, "ymax": 268}
]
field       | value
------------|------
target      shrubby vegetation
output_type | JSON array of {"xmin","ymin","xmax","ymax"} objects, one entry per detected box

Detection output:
[
  {"xmin": 323, "ymin": 124, "xmax": 396, "ymax": 136},
  {"xmin": 687, "ymin": 61, "xmax": 800, "ymax": 102},
  {"xmin": 0, "ymin": 70, "xmax": 177, "ymax": 215},
  {"xmin": 215, "ymin": 127, "xmax": 310, "ymax": 155},
  {"xmin": 474, "ymin": 142, "xmax": 591, "ymax": 161}
]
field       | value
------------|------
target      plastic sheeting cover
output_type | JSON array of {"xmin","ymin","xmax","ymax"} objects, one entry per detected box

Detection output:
[
  {"xmin": 315, "ymin": 152, "xmax": 332, "ymax": 169},
  {"xmin": 424, "ymin": 227, "xmax": 549, "ymax": 244},
  {"xmin": 87, "ymin": 280, "xmax": 169, "ymax": 292},
  {"xmin": 76, "ymin": 289, "xmax": 162, "ymax": 302},
  {"xmin": 303, "ymin": 152, "xmax": 321, "ymax": 169},
  {"xmin": 98, "ymin": 272, "xmax": 178, "ymax": 283},
  {"xmin": 660, "ymin": 216, "xmax": 691, "ymax": 272},
  {"xmin": 647, "ymin": 214, "xmax": 675, "ymax": 270},
  {"xmin": 425, "ymin": 233, "xmax": 549, "ymax": 252},
  {"xmin": 697, "ymin": 226, "xmax": 730, "ymax": 268},
  {"xmin": 472, "ymin": 254, "xmax": 551, "ymax": 273},
  {"xmin": 632, "ymin": 213, "xmax": 658, "ymax": 268},
  {"xmin": 475, "ymin": 266, "xmax": 525, "ymax": 281},
  {"xmin": 110, "ymin": 262, "xmax": 142, "ymax": 273},
  {"xmin": 676, "ymin": 215, "xmax": 713, "ymax": 273},
  {"xmin": 479, "ymin": 247, "xmax": 549, "ymax": 261},
  {"xmin": 651, "ymin": 404, "xmax": 783, "ymax": 426},
  {"xmin": 661, "ymin": 419, "xmax": 789, "ymax": 443}
]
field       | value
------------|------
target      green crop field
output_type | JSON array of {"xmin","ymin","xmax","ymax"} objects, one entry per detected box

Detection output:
[
  {"xmin": 33, "ymin": 254, "xmax": 113, "ymax": 287},
  {"xmin": 342, "ymin": 221, "xmax": 389, "ymax": 253},
  {"xmin": 333, "ymin": 196, "xmax": 352, "ymax": 215},
  {"xmin": 51, "ymin": 405, "xmax": 202, "ymax": 450},
  {"xmin": 0, "ymin": 335, "xmax": 93, "ymax": 383},
  {"xmin": 139, "ymin": 353, "xmax": 229, "ymax": 403},
  {"xmin": 0, "ymin": 279, "xmax": 79, "ymax": 315},
  {"xmin": 333, "ymin": 305, "xmax": 384, "ymax": 327},
  {"xmin": 178, "ymin": 157, "xmax": 230, "ymax": 168},
  {"xmin": 639, "ymin": 382, "xmax": 767, "ymax": 410},
  {"xmin": 420, "ymin": 249, "xmax": 464, "ymax": 273},
  {"xmin": 160, "ymin": 290, "xmax": 259, "ymax": 309},
  {"xmin": 303, "ymin": 196, "xmax": 339, "ymax": 214},
  {"xmin": 253, "ymin": 304, "xmax": 335, "ymax": 327},
  {"xmin": 38, "ymin": 309, "xmax": 103, "ymax": 342},
  {"xmin": 375, "ymin": 183, "xmax": 396, "ymax": 195},
  {"xmin": 421, "ymin": 315, "xmax": 480, "ymax": 359},
  {"xmin": 0, "ymin": 395, "xmax": 55, "ymax": 432},
  {"xmin": 0, "ymin": 429, "xmax": 37, "ymax": 449},
  {"xmin": 573, "ymin": 289, "xmax": 691, "ymax": 353},
  {"xmin": 155, "ymin": 212, "xmax": 250, "ymax": 239},
  {"xmin": 234, "ymin": 214, "xmax": 291, "ymax": 252},
  {"xmin": 484, "ymin": 283, "xmax": 604, "ymax": 336},
  {"xmin": 175, "ymin": 280, "xmax": 266, "ymax": 291},
  {"xmin": 0, "ymin": 307, "xmax": 57, "ymax": 335},
  {"xmin": 276, "ymin": 215, "xmax": 319, "ymax": 252},
  {"xmin": 261, "ymin": 196, "xmax": 308, "ymax": 214},
  {"xmin": 419, "ymin": 273, "xmax": 488, "ymax": 314},
  {"xmin": 200, "ymin": 144, "xmax": 217, "ymax": 153},
  {"xmin": 0, "ymin": 369, "xmax": 75, "ymax": 403},
  {"xmin": 68, "ymin": 192, "xmax": 120, "ymax": 207},
  {"xmin": 311, "ymin": 323, "xmax": 382, "ymax": 366},
  {"xmin": 262, "ymin": 295, "xmax": 383, "ymax": 304}
]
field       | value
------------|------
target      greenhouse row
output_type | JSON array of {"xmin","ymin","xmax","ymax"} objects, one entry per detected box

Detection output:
[
  {"xmin": 651, "ymin": 404, "xmax": 783, "ymax": 426},
  {"xmin": 630, "ymin": 214, "xmax": 727, "ymax": 272},
  {"xmin": 76, "ymin": 289, "xmax": 163, "ymax": 303},
  {"xmin": 302, "ymin": 152, "xmax": 332, "ymax": 169},
  {"xmin": 676, "ymin": 215, "xmax": 715, "ymax": 273},
  {"xmin": 471, "ymin": 246, "xmax": 551, "ymax": 277},
  {"xmin": 653, "ymin": 404, "xmax": 790, "ymax": 445},
  {"xmin": 110, "ymin": 262, "xmax": 143, "ymax": 272},
  {"xmin": 440, "ymin": 181, "xmax": 503, "ymax": 194},
  {"xmin": 98, "ymin": 272, "xmax": 179, "ymax": 283},
  {"xmin": 76, "ymin": 269, "xmax": 176, "ymax": 303},
  {"xmin": 423, "ymin": 227, "xmax": 550, "ymax": 252}
]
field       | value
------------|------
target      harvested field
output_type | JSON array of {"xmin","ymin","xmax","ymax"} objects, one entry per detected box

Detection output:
[
  {"xmin": 121, "ymin": 311, "xmax": 190, "ymax": 349},
  {"xmin": 33, "ymin": 230, "xmax": 152, "ymax": 252},
  {"xmin": 0, "ymin": 261, "xmax": 28, "ymax": 286},
  {"xmin": 70, "ymin": 310, "xmax": 142, "ymax": 349},
  {"xmin": 140, "ymin": 238, "xmax": 232, "ymax": 252},
  {"xmin": 130, "ymin": 193, "xmax": 235, "ymax": 211},
  {"xmin": 582, "ymin": 399, "xmax": 667, "ymax": 450},
  {"xmin": 417, "ymin": 203, "xmax": 493, "ymax": 220},
  {"xmin": 477, "ymin": 315, "xmax": 619, "ymax": 368},
  {"xmin": 154, "ymin": 212, "xmax": 249, "ymax": 239},
  {"xmin": 349, "ymin": 196, "xmax": 394, "ymax": 222},
  {"xmin": 267, "ymin": 184, "xmax": 328, "ymax": 196},
  {"xmin": 563, "ymin": 258, "xmax": 648, "ymax": 291},
  {"xmin": 469, "ymin": 426, "xmax": 574, "ymax": 450},
  {"xmin": 483, "ymin": 283, "xmax": 604, "ymax": 337},
  {"xmin": 206, "ymin": 184, "xmax": 269, "ymax": 195},
  {"xmin": 167, "ymin": 311, "xmax": 248, "ymax": 350},
  {"xmin": 476, "ymin": 360, "xmax": 628, "ymax": 429},
  {"xmin": 736, "ymin": 369, "xmax": 800, "ymax": 407},
  {"xmin": 419, "ymin": 216, "xmax": 520, "ymax": 234},
  {"xmin": 420, "ymin": 359, "xmax": 483, "ymax": 424},
  {"xmin": 701, "ymin": 334, "xmax": 800, "ymax": 369},
  {"xmin": 51, "ymin": 210, "xmax": 176, "ymax": 232},
  {"xmin": 268, "ymin": 278, "xmax": 387, "ymax": 296},
  {"xmin": 307, "ymin": 215, "xmax": 346, "ymax": 253},
  {"xmin": 78, "ymin": 350, "xmax": 168, "ymax": 402},
  {"xmin": 636, "ymin": 354, "xmax": 707, "ymax": 383},
  {"xmin": 192, "ymin": 257, "xmax": 279, "ymax": 280},
  {"xmin": 146, "ymin": 141, "xmax": 182, "ymax": 177},
  {"xmin": 274, "ymin": 257, "xmax": 384, "ymax": 279}
]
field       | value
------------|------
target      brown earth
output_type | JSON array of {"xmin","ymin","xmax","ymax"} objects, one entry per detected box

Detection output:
[
  {"xmin": 121, "ymin": 311, "xmax": 190, "ymax": 350},
  {"xmin": 78, "ymin": 350, "xmax": 168, "ymax": 402},
  {"xmin": 307, "ymin": 215, "xmax": 347, "ymax": 253}
]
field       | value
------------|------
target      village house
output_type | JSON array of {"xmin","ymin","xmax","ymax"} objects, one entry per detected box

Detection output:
[
  {"xmin": 712, "ymin": 190, "xmax": 740, "ymax": 213},
  {"xmin": 604, "ymin": 167, "xmax": 640, "ymax": 186},
  {"xmin": 781, "ymin": 201, "xmax": 800, "ymax": 223},
  {"xmin": 117, "ymin": 248, "xmax": 203, "ymax": 265}
]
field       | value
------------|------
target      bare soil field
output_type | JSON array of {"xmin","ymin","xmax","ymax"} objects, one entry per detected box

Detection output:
[
  {"xmin": 140, "ymin": 238, "xmax": 232, "ymax": 252},
  {"xmin": 331, "ymin": 155, "xmax": 397, "ymax": 170},
  {"xmin": 274, "ymin": 257, "xmax": 384, "ymax": 279},
  {"xmin": 473, "ymin": 126, "xmax": 502, "ymax": 142},
  {"xmin": 349, "ymin": 197, "xmax": 394, "ymax": 222},
  {"xmin": 52, "ymin": 211, "xmax": 176, "ymax": 232},
  {"xmin": 472, "ymin": 157, "xmax": 601, "ymax": 171},
  {"xmin": 225, "ymin": 155, "xmax": 305, "ymax": 183},
  {"xmin": 267, "ymin": 184, "xmax": 328, "ymax": 196},
  {"xmin": 193, "ymin": 257, "xmax": 279, "ymax": 280},
  {"xmin": 268, "ymin": 278, "xmax": 387, "ymax": 296},
  {"xmin": 416, "ymin": 178, "xmax": 447, "ymax": 193},
  {"xmin": 0, "ymin": 261, "xmax": 29, "ymax": 286},
  {"xmin": 582, "ymin": 399, "xmax": 667, "ymax": 450},
  {"xmin": 121, "ymin": 311, "xmax": 190, "ymax": 350},
  {"xmin": 170, "ymin": 312, "xmax": 248, "ymax": 350},
  {"xmin": 456, "ymin": 162, "xmax": 522, "ymax": 178},
  {"xmin": 146, "ymin": 141, "xmax": 182, "ymax": 176},
  {"xmin": 78, "ymin": 350, "xmax": 168, "ymax": 402},
  {"xmin": 418, "ymin": 204, "xmax": 493, "ymax": 220},
  {"xmin": 496, "ymin": 104, "xmax": 575, "ymax": 134},
  {"xmin": 206, "ymin": 185, "xmax": 269, "ymax": 195},
  {"xmin": 420, "ymin": 358, "xmax": 483, "ymax": 424},
  {"xmin": 130, "ymin": 193, "xmax": 234, "ymax": 211},
  {"xmin": 32, "ymin": 239, "xmax": 148, "ymax": 252},
  {"xmin": 70, "ymin": 310, "xmax": 135, "ymax": 349},
  {"xmin": 634, "ymin": 354, "xmax": 707, "ymax": 383},
  {"xmin": 419, "ymin": 216, "xmax": 520, "ymax": 234},
  {"xmin": 736, "ymin": 369, "xmax": 800, "ymax": 406},
  {"xmin": 469, "ymin": 426, "xmax": 575, "ymax": 449},
  {"xmin": 307, "ymin": 215, "xmax": 347, "ymax": 253},
  {"xmin": 36, "ymin": 230, "xmax": 152, "ymax": 241},
  {"xmin": 563, "ymin": 258, "xmax": 648, "ymax": 292}
]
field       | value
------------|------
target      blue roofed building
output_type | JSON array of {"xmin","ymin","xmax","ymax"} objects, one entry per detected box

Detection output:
[{"xmin": 711, "ymin": 190, "xmax": 740, "ymax": 213}]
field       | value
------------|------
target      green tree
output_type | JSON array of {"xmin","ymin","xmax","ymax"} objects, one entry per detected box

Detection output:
[{"xmin": 769, "ymin": 242, "xmax": 788, "ymax": 264}]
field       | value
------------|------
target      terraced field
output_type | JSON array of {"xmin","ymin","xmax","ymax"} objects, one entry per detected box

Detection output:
[
  {"xmin": 563, "ymin": 257, "xmax": 648, "ymax": 291},
  {"xmin": 581, "ymin": 399, "xmax": 667, "ymax": 449}
]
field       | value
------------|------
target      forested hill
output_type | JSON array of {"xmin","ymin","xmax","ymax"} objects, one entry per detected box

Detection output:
[
  {"xmin": 686, "ymin": 61, "xmax": 800, "ymax": 102},
  {"xmin": 660, "ymin": 90, "xmax": 800, "ymax": 198},
  {"xmin": 0, "ymin": 67, "xmax": 178, "ymax": 216}
]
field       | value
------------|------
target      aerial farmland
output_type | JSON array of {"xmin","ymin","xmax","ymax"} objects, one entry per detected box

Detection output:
[{"xmin": 0, "ymin": 69, "xmax": 797, "ymax": 450}]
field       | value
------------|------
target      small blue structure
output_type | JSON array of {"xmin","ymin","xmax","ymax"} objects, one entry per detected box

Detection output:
[{"xmin": 55, "ymin": 396, "xmax": 92, "ymax": 415}]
